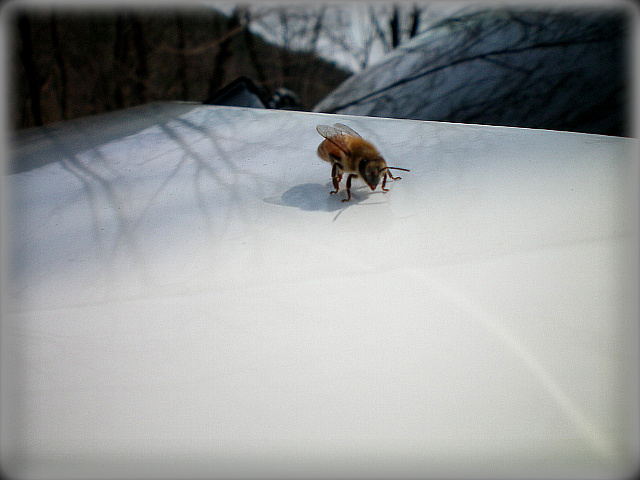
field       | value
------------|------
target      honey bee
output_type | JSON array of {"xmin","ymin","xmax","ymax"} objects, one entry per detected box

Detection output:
[{"xmin": 316, "ymin": 123, "xmax": 410, "ymax": 202}]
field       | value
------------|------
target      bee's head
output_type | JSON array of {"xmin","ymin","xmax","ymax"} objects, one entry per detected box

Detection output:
[{"xmin": 359, "ymin": 157, "xmax": 387, "ymax": 190}]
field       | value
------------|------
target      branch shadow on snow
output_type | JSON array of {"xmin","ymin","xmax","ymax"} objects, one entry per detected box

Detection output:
[
  {"xmin": 264, "ymin": 182, "xmax": 367, "ymax": 212},
  {"xmin": 9, "ymin": 102, "xmax": 201, "ymax": 174}
]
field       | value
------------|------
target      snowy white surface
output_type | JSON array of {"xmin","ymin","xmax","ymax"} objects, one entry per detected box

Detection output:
[{"xmin": 2, "ymin": 102, "xmax": 638, "ymax": 478}]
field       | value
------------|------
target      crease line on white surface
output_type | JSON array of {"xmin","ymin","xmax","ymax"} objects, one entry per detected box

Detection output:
[{"xmin": 405, "ymin": 269, "xmax": 618, "ymax": 462}]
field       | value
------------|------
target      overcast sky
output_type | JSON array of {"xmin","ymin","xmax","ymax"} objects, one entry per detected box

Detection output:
[{"xmin": 204, "ymin": 1, "xmax": 471, "ymax": 72}]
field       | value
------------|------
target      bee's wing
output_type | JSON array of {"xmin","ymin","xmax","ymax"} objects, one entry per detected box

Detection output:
[
  {"xmin": 332, "ymin": 123, "xmax": 362, "ymax": 138},
  {"xmin": 316, "ymin": 124, "xmax": 351, "ymax": 154},
  {"xmin": 316, "ymin": 124, "xmax": 340, "ymax": 138}
]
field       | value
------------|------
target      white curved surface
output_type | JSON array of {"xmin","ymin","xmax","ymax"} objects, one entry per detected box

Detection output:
[{"xmin": 2, "ymin": 102, "xmax": 638, "ymax": 478}]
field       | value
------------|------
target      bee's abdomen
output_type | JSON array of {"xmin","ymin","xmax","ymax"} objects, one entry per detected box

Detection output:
[{"xmin": 317, "ymin": 140, "xmax": 342, "ymax": 164}]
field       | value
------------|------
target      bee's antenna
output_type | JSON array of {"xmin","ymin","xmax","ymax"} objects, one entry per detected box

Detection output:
[{"xmin": 386, "ymin": 166, "xmax": 411, "ymax": 172}]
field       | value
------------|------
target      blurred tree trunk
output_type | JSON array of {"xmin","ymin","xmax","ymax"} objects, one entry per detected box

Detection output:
[
  {"xmin": 278, "ymin": 8, "xmax": 292, "ymax": 89},
  {"xmin": 241, "ymin": 8, "xmax": 266, "ymax": 84},
  {"xmin": 370, "ymin": 5, "xmax": 391, "ymax": 53},
  {"xmin": 309, "ymin": 7, "xmax": 326, "ymax": 52},
  {"xmin": 300, "ymin": 6, "xmax": 326, "ymax": 103},
  {"xmin": 207, "ymin": 8, "xmax": 241, "ymax": 98},
  {"xmin": 409, "ymin": 4, "xmax": 421, "ymax": 38},
  {"xmin": 50, "ymin": 12, "xmax": 69, "ymax": 120},
  {"xmin": 131, "ymin": 18, "xmax": 148, "ymax": 103},
  {"xmin": 176, "ymin": 13, "xmax": 189, "ymax": 99},
  {"xmin": 113, "ymin": 14, "xmax": 127, "ymax": 109},
  {"xmin": 17, "ymin": 14, "xmax": 43, "ymax": 126},
  {"xmin": 390, "ymin": 5, "xmax": 401, "ymax": 48}
]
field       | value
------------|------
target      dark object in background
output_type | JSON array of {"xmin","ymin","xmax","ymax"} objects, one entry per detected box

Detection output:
[
  {"xmin": 267, "ymin": 88, "xmax": 303, "ymax": 110},
  {"xmin": 205, "ymin": 76, "xmax": 303, "ymax": 111},
  {"xmin": 204, "ymin": 76, "xmax": 268, "ymax": 108},
  {"xmin": 314, "ymin": 6, "xmax": 631, "ymax": 137}
]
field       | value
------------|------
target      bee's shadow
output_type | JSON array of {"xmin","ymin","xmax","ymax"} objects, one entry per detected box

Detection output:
[{"xmin": 264, "ymin": 182, "xmax": 368, "ymax": 212}]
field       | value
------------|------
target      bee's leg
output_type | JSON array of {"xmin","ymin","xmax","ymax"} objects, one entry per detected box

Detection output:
[
  {"xmin": 330, "ymin": 174, "xmax": 342, "ymax": 194},
  {"xmin": 330, "ymin": 163, "xmax": 342, "ymax": 194},
  {"xmin": 381, "ymin": 173, "xmax": 389, "ymax": 192},
  {"xmin": 342, "ymin": 174, "xmax": 357, "ymax": 202}
]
